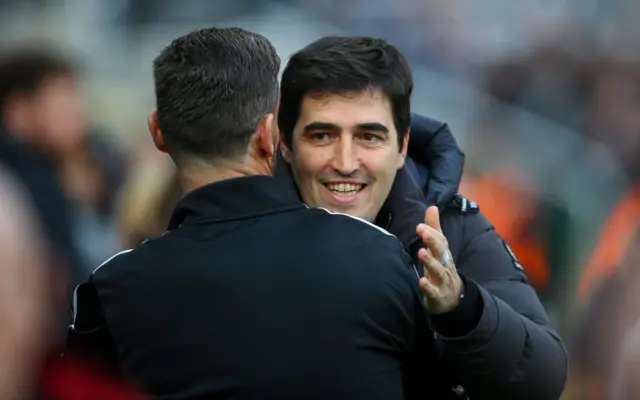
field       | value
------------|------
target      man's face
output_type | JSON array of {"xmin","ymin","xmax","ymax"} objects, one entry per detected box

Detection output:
[
  {"xmin": 283, "ymin": 90, "xmax": 408, "ymax": 221},
  {"xmin": 25, "ymin": 75, "xmax": 86, "ymax": 153}
]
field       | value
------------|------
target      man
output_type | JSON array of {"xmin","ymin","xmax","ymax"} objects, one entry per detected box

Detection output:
[
  {"xmin": 67, "ymin": 27, "xmax": 432, "ymax": 399},
  {"xmin": 277, "ymin": 36, "xmax": 568, "ymax": 399},
  {"xmin": 0, "ymin": 48, "xmax": 126, "ymax": 277},
  {"xmin": 0, "ymin": 49, "xmax": 87, "ymax": 306}
]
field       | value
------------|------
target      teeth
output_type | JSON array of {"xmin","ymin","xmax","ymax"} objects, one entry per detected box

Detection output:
[{"xmin": 326, "ymin": 183, "xmax": 363, "ymax": 193}]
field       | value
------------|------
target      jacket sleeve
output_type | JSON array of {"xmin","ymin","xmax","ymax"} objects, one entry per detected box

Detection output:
[
  {"xmin": 66, "ymin": 280, "xmax": 119, "ymax": 368},
  {"xmin": 438, "ymin": 210, "xmax": 568, "ymax": 400},
  {"xmin": 390, "ymin": 242, "xmax": 433, "ymax": 400},
  {"xmin": 409, "ymin": 113, "xmax": 465, "ymax": 207}
]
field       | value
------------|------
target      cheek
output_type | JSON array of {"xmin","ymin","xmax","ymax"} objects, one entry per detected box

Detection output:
[
  {"xmin": 364, "ymin": 151, "xmax": 401, "ymax": 183},
  {"xmin": 37, "ymin": 104, "xmax": 60, "ymax": 128},
  {"xmin": 292, "ymin": 147, "xmax": 329, "ymax": 179}
]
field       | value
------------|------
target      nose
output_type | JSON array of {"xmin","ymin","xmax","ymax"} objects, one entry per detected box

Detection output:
[{"xmin": 331, "ymin": 136, "xmax": 359, "ymax": 176}]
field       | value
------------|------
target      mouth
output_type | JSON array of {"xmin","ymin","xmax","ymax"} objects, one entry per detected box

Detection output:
[{"xmin": 323, "ymin": 182, "xmax": 367, "ymax": 197}]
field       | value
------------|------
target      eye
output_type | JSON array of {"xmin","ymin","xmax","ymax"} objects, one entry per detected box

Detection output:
[
  {"xmin": 361, "ymin": 133, "xmax": 382, "ymax": 143},
  {"xmin": 310, "ymin": 132, "xmax": 332, "ymax": 143}
]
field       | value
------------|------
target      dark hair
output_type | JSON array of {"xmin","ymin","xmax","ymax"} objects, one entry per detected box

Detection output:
[
  {"xmin": 153, "ymin": 27, "xmax": 281, "ymax": 165},
  {"xmin": 279, "ymin": 36, "xmax": 413, "ymax": 148},
  {"xmin": 0, "ymin": 48, "xmax": 76, "ymax": 109}
]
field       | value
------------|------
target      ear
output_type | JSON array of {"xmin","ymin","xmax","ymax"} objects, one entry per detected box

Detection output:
[
  {"xmin": 279, "ymin": 132, "xmax": 292, "ymax": 164},
  {"xmin": 255, "ymin": 113, "xmax": 276, "ymax": 159},
  {"xmin": 148, "ymin": 110, "xmax": 167, "ymax": 153},
  {"xmin": 397, "ymin": 130, "xmax": 409, "ymax": 169}
]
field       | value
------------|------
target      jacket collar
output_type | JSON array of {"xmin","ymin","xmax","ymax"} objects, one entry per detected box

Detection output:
[{"xmin": 168, "ymin": 175, "xmax": 304, "ymax": 230}]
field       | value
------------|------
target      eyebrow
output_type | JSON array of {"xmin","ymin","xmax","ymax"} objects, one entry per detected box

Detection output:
[
  {"xmin": 354, "ymin": 123, "xmax": 389, "ymax": 135},
  {"xmin": 303, "ymin": 121, "xmax": 390, "ymax": 135},
  {"xmin": 303, "ymin": 122, "xmax": 340, "ymax": 132}
]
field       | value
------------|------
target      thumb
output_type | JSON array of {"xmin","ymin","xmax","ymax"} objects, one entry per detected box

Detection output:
[{"xmin": 424, "ymin": 205, "xmax": 442, "ymax": 233}]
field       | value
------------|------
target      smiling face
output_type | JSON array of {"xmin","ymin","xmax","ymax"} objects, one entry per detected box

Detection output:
[{"xmin": 282, "ymin": 89, "xmax": 408, "ymax": 221}]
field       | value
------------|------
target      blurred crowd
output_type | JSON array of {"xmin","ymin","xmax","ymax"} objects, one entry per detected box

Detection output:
[{"xmin": 0, "ymin": 0, "xmax": 639, "ymax": 398}]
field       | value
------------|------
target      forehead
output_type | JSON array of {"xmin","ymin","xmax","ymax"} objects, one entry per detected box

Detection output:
[
  {"xmin": 35, "ymin": 75, "xmax": 78, "ymax": 98},
  {"xmin": 297, "ymin": 90, "xmax": 395, "ymax": 129}
]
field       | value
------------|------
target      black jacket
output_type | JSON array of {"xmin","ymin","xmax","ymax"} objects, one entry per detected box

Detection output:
[
  {"xmin": 276, "ymin": 113, "xmax": 567, "ymax": 399},
  {"xmin": 67, "ymin": 175, "xmax": 431, "ymax": 399},
  {"xmin": 377, "ymin": 116, "xmax": 568, "ymax": 399}
]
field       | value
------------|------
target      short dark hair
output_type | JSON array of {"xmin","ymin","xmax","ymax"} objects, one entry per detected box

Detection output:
[
  {"xmin": 0, "ymin": 48, "xmax": 76, "ymax": 109},
  {"xmin": 279, "ymin": 36, "xmax": 413, "ymax": 148},
  {"xmin": 153, "ymin": 27, "xmax": 281, "ymax": 165}
]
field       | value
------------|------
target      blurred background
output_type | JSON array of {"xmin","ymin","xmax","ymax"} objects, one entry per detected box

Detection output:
[{"xmin": 1, "ymin": 0, "xmax": 639, "ymax": 398}]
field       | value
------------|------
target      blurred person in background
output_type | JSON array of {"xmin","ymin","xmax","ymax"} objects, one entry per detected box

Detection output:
[
  {"xmin": 582, "ymin": 59, "xmax": 640, "ymax": 181},
  {"xmin": 69, "ymin": 126, "xmax": 128, "ymax": 268},
  {"xmin": 0, "ymin": 165, "xmax": 142, "ymax": 400},
  {"xmin": 569, "ymin": 54, "xmax": 640, "ymax": 389},
  {"xmin": 0, "ymin": 48, "xmax": 85, "ymax": 317},
  {"xmin": 570, "ymin": 229, "xmax": 640, "ymax": 399},
  {"xmin": 470, "ymin": 34, "xmax": 640, "ymax": 398},
  {"xmin": 456, "ymin": 114, "xmax": 571, "ymax": 315},
  {"xmin": 277, "ymin": 35, "xmax": 567, "ymax": 399},
  {"xmin": 575, "ymin": 59, "xmax": 640, "ymax": 305},
  {"xmin": 0, "ymin": 165, "xmax": 50, "ymax": 399},
  {"xmin": 0, "ymin": 47, "xmax": 127, "ymax": 279},
  {"xmin": 473, "ymin": 42, "xmax": 640, "ymax": 317},
  {"xmin": 576, "ymin": 185, "xmax": 640, "ymax": 302}
]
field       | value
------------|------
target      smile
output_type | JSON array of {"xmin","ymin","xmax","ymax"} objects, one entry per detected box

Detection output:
[{"xmin": 324, "ymin": 183, "xmax": 366, "ymax": 195}]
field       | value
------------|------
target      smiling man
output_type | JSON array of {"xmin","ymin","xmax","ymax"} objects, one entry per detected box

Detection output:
[
  {"xmin": 277, "ymin": 36, "xmax": 567, "ymax": 399},
  {"xmin": 284, "ymin": 91, "xmax": 406, "ymax": 221}
]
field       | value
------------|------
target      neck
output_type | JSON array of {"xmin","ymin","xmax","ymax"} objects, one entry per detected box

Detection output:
[{"xmin": 178, "ymin": 157, "xmax": 272, "ymax": 194}]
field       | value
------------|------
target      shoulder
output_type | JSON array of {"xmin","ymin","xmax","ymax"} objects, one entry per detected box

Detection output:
[
  {"xmin": 441, "ymin": 195, "xmax": 528, "ymax": 279},
  {"xmin": 72, "ymin": 249, "xmax": 136, "ymax": 327},
  {"xmin": 306, "ymin": 207, "xmax": 408, "ymax": 254},
  {"xmin": 307, "ymin": 207, "xmax": 419, "ymax": 278},
  {"xmin": 91, "ymin": 231, "xmax": 181, "ymax": 278},
  {"xmin": 308, "ymin": 207, "xmax": 399, "ymax": 240},
  {"xmin": 90, "ymin": 248, "xmax": 136, "ymax": 282},
  {"xmin": 441, "ymin": 194, "xmax": 488, "ymax": 228},
  {"xmin": 447, "ymin": 194, "xmax": 480, "ymax": 214},
  {"xmin": 440, "ymin": 194, "xmax": 495, "ymax": 256},
  {"xmin": 90, "ymin": 234, "xmax": 169, "ymax": 282}
]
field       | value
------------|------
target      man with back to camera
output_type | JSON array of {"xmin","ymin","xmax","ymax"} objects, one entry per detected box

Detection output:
[
  {"xmin": 276, "ymin": 36, "xmax": 568, "ymax": 399},
  {"xmin": 66, "ymin": 27, "xmax": 439, "ymax": 399}
]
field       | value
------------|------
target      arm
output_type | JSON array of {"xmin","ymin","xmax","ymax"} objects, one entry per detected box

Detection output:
[
  {"xmin": 356, "ymin": 228, "xmax": 431, "ymax": 400},
  {"xmin": 66, "ymin": 280, "xmax": 119, "ymax": 368},
  {"xmin": 391, "ymin": 245, "xmax": 432, "ymax": 400},
  {"xmin": 409, "ymin": 113, "xmax": 464, "ymax": 207},
  {"xmin": 435, "ymin": 211, "xmax": 567, "ymax": 399}
]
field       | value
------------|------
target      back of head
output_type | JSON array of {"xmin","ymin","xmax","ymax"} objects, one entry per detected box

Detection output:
[
  {"xmin": 152, "ymin": 27, "xmax": 281, "ymax": 167},
  {"xmin": 278, "ymin": 35, "xmax": 413, "ymax": 148}
]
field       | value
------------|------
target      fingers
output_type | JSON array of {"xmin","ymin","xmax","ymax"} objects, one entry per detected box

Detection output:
[
  {"xmin": 419, "ymin": 276, "xmax": 441, "ymax": 302},
  {"xmin": 418, "ymin": 247, "xmax": 446, "ymax": 283},
  {"xmin": 420, "ymin": 277, "xmax": 435, "ymax": 296},
  {"xmin": 425, "ymin": 205, "xmax": 442, "ymax": 232},
  {"xmin": 416, "ymin": 223, "xmax": 449, "ymax": 264}
]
